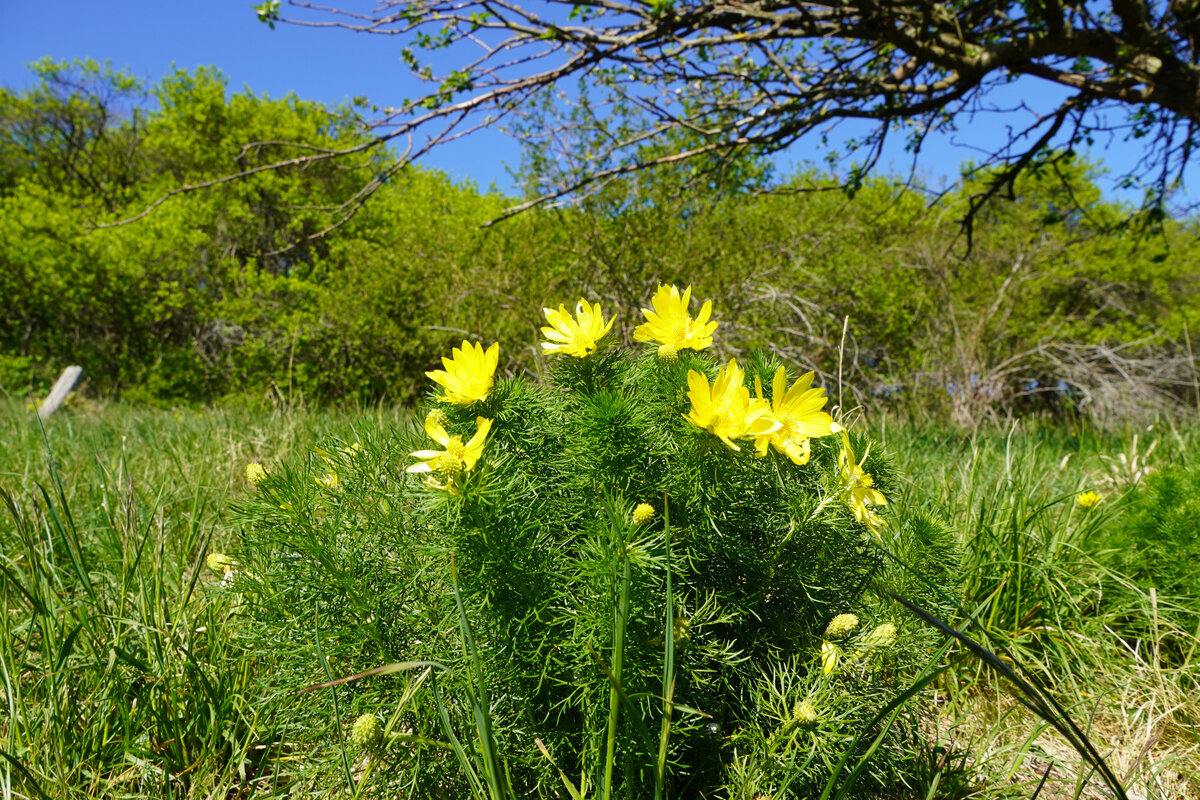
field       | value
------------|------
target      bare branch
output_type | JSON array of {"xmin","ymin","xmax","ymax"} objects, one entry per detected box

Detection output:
[{"xmin": 116, "ymin": 1, "xmax": 1200, "ymax": 231}]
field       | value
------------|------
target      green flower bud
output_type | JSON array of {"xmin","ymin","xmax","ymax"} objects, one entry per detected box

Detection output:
[
  {"xmin": 673, "ymin": 616, "xmax": 692, "ymax": 647},
  {"xmin": 206, "ymin": 553, "xmax": 237, "ymax": 575},
  {"xmin": 862, "ymin": 622, "xmax": 897, "ymax": 650},
  {"xmin": 246, "ymin": 462, "xmax": 267, "ymax": 486},
  {"xmin": 350, "ymin": 713, "xmax": 383, "ymax": 752},
  {"xmin": 823, "ymin": 613, "xmax": 860, "ymax": 641},
  {"xmin": 791, "ymin": 700, "xmax": 819, "ymax": 730}
]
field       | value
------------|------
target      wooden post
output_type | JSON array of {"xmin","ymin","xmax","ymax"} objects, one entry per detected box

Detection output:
[{"xmin": 37, "ymin": 366, "xmax": 83, "ymax": 420}]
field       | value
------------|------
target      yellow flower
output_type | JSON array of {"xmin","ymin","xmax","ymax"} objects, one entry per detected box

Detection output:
[
  {"xmin": 838, "ymin": 431, "xmax": 887, "ymax": 532},
  {"xmin": 407, "ymin": 413, "xmax": 493, "ymax": 490},
  {"xmin": 632, "ymin": 503, "xmax": 655, "ymax": 526},
  {"xmin": 426, "ymin": 341, "xmax": 499, "ymax": 405},
  {"xmin": 1076, "ymin": 491, "xmax": 1102, "ymax": 508},
  {"xmin": 315, "ymin": 471, "xmax": 340, "ymax": 489},
  {"xmin": 634, "ymin": 285, "xmax": 718, "ymax": 354},
  {"xmin": 246, "ymin": 462, "xmax": 267, "ymax": 485},
  {"xmin": 541, "ymin": 299, "xmax": 616, "ymax": 358},
  {"xmin": 820, "ymin": 639, "xmax": 840, "ymax": 676},
  {"xmin": 753, "ymin": 368, "xmax": 843, "ymax": 465},
  {"xmin": 684, "ymin": 359, "xmax": 781, "ymax": 450}
]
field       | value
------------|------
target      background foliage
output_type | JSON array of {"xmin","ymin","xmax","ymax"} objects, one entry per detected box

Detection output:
[{"xmin": 2, "ymin": 60, "xmax": 1198, "ymax": 423}]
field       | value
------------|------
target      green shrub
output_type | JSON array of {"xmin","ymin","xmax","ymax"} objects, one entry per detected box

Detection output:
[
  {"xmin": 1091, "ymin": 464, "xmax": 1200, "ymax": 660},
  {"xmin": 235, "ymin": 287, "xmax": 959, "ymax": 797}
]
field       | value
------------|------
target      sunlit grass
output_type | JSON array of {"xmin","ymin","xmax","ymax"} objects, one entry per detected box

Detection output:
[
  {"xmin": 1, "ymin": 400, "xmax": 1196, "ymax": 798},
  {"xmin": 881, "ymin": 418, "xmax": 1200, "ymax": 799}
]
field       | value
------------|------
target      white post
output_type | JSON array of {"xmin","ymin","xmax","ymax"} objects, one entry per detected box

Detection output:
[{"xmin": 37, "ymin": 366, "xmax": 83, "ymax": 420}]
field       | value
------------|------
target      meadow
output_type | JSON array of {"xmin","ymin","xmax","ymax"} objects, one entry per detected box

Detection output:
[
  {"xmin": 4, "ymin": 54, "xmax": 1200, "ymax": 800},
  {"xmin": 1, "ymin": 395, "xmax": 1195, "ymax": 799}
]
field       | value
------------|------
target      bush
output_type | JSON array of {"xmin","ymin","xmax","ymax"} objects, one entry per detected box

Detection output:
[
  {"xmin": 1090, "ymin": 464, "xmax": 1200, "ymax": 662},
  {"xmin": 234, "ymin": 287, "xmax": 959, "ymax": 797}
]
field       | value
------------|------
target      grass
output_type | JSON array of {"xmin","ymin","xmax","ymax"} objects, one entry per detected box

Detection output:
[
  {"xmin": 0, "ymin": 398, "xmax": 1197, "ymax": 798},
  {"xmin": 878, "ymin": 417, "xmax": 1200, "ymax": 799},
  {"xmin": 0, "ymin": 398, "xmax": 403, "ymax": 798}
]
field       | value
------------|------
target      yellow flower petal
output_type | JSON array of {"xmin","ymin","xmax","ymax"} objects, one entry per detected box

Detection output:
[
  {"xmin": 427, "ymin": 341, "xmax": 498, "ymax": 405},
  {"xmin": 540, "ymin": 299, "xmax": 615, "ymax": 357},
  {"xmin": 753, "ymin": 367, "xmax": 841, "ymax": 465},
  {"xmin": 407, "ymin": 416, "xmax": 493, "ymax": 489},
  {"xmin": 684, "ymin": 360, "xmax": 780, "ymax": 450},
  {"xmin": 821, "ymin": 640, "xmax": 840, "ymax": 676},
  {"xmin": 634, "ymin": 285, "xmax": 718, "ymax": 352},
  {"xmin": 838, "ymin": 430, "xmax": 887, "ymax": 533}
]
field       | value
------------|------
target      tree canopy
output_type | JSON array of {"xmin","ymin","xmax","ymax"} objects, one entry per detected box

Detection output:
[{"xmin": 252, "ymin": 0, "xmax": 1200, "ymax": 220}]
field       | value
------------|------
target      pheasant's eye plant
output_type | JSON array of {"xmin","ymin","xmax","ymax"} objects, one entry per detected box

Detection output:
[{"xmin": 237, "ymin": 284, "xmax": 960, "ymax": 799}]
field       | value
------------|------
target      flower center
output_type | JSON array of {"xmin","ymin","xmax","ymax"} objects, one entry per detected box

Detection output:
[
  {"xmin": 669, "ymin": 318, "xmax": 690, "ymax": 346},
  {"xmin": 434, "ymin": 437, "xmax": 468, "ymax": 475},
  {"xmin": 711, "ymin": 398, "xmax": 738, "ymax": 432},
  {"xmin": 572, "ymin": 329, "xmax": 593, "ymax": 353}
]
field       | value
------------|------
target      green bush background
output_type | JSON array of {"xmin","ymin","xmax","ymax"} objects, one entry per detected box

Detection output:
[{"xmin": 2, "ymin": 59, "xmax": 1198, "ymax": 421}]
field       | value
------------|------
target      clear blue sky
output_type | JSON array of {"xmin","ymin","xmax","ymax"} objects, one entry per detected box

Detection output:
[{"xmin": 1, "ymin": 0, "xmax": 1192, "ymax": 206}]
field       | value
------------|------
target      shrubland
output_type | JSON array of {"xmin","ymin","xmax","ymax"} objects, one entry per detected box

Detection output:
[{"xmin": 2, "ymin": 60, "xmax": 1198, "ymax": 426}]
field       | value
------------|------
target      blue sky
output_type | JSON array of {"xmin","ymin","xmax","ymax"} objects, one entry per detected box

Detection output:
[{"xmin": 1, "ymin": 0, "xmax": 1192, "ymax": 205}]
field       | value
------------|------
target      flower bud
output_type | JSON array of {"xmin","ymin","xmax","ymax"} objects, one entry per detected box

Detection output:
[
  {"xmin": 657, "ymin": 343, "xmax": 679, "ymax": 362},
  {"xmin": 823, "ymin": 613, "xmax": 860, "ymax": 641},
  {"xmin": 632, "ymin": 503, "xmax": 655, "ymax": 526},
  {"xmin": 206, "ymin": 553, "xmax": 238, "ymax": 575},
  {"xmin": 862, "ymin": 622, "xmax": 897, "ymax": 650},
  {"xmin": 673, "ymin": 616, "xmax": 693, "ymax": 647},
  {"xmin": 245, "ymin": 462, "xmax": 267, "ymax": 486},
  {"xmin": 351, "ymin": 713, "xmax": 383, "ymax": 751},
  {"xmin": 791, "ymin": 700, "xmax": 819, "ymax": 730}
]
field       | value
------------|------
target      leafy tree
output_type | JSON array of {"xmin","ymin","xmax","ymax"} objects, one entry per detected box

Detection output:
[
  {"xmin": 2, "ymin": 59, "xmax": 1195, "ymax": 420},
  {"xmin": 0, "ymin": 58, "xmax": 147, "ymax": 206}
]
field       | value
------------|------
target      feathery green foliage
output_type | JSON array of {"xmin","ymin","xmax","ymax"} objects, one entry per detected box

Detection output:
[{"xmin": 233, "ymin": 302, "xmax": 962, "ymax": 797}]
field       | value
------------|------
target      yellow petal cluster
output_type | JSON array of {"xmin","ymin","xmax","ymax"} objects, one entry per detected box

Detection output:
[
  {"xmin": 541, "ymin": 299, "xmax": 616, "ymax": 358},
  {"xmin": 634, "ymin": 285, "xmax": 718, "ymax": 355},
  {"xmin": 426, "ymin": 341, "xmax": 499, "ymax": 405},
  {"xmin": 407, "ymin": 413, "xmax": 493, "ymax": 491},
  {"xmin": 1076, "ymin": 490, "xmax": 1102, "ymax": 508},
  {"xmin": 753, "ymin": 368, "xmax": 843, "ymax": 465},
  {"xmin": 684, "ymin": 359, "xmax": 781, "ymax": 450},
  {"xmin": 838, "ymin": 431, "xmax": 887, "ymax": 532}
]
